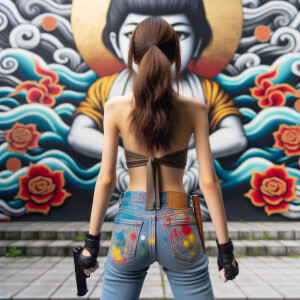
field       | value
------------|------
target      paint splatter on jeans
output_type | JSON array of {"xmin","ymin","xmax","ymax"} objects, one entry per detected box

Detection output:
[
  {"xmin": 102, "ymin": 191, "xmax": 215, "ymax": 300},
  {"xmin": 110, "ymin": 218, "xmax": 143, "ymax": 262},
  {"xmin": 164, "ymin": 217, "xmax": 202, "ymax": 263}
]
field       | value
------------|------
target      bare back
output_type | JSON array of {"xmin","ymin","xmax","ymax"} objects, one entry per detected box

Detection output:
[{"xmin": 115, "ymin": 92, "xmax": 196, "ymax": 194}]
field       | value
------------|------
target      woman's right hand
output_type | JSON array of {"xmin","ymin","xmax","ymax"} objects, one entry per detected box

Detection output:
[
  {"xmin": 218, "ymin": 258, "xmax": 238, "ymax": 282},
  {"xmin": 216, "ymin": 237, "xmax": 239, "ymax": 282}
]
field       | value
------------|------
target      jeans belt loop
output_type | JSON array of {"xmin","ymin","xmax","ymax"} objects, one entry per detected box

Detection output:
[
  {"xmin": 119, "ymin": 192, "xmax": 125, "ymax": 207},
  {"xmin": 187, "ymin": 193, "xmax": 192, "ymax": 209}
]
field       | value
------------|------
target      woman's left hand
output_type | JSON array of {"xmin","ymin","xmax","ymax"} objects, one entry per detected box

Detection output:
[
  {"xmin": 81, "ymin": 248, "xmax": 99, "ymax": 275},
  {"xmin": 83, "ymin": 260, "xmax": 99, "ymax": 275}
]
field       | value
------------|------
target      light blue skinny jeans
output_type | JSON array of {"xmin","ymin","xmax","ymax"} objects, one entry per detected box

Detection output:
[{"xmin": 100, "ymin": 191, "xmax": 215, "ymax": 300}]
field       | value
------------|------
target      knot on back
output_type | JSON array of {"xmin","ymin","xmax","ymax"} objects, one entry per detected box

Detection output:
[{"xmin": 150, "ymin": 157, "xmax": 158, "ymax": 165}]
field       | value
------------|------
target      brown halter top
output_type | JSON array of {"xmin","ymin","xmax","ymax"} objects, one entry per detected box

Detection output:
[{"xmin": 124, "ymin": 146, "xmax": 188, "ymax": 210}]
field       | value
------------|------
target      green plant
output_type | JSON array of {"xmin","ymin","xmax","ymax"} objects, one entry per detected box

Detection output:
[
  {"xmin": 239, "ymin": 219, "xmax": 246, "ymax": 222},
  {"xmin": 244, "ymin": 237, "xmax": 255, "ymax": 240},
  {"xmin": 73, "ymin": 235, "xmax": 85, "ymax": 242},
  {"xmin": 5, "ymin": 247, "xmax": 24, "ymax": 257},
  {"xmin": 289, "ymin": 253, "xmax": 300, "ymax": 258},
  {"xmin": 260, "ymin": 235, "xmax": 274, "ymax": 240},
  {"xmin": 234, "ymin": 253, "xmax": 248, "ymax": 258},
  {"xmin": 255, "ymin": 246, "xmax": 261, "ymax": 255}
]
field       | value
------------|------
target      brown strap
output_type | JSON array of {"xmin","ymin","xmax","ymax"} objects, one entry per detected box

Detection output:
[
  {"xmin": 191, "ymin": 194, "xmax": 206, "ymax": 254},
  {"xmin": 124, "ymin": 147, "xmax": 188, "ymax": 210}
]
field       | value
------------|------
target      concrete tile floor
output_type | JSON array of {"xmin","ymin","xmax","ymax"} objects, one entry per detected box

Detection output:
[{"xmin": 0, "ymin": 256, "xmax": 300, "ymax": 299}]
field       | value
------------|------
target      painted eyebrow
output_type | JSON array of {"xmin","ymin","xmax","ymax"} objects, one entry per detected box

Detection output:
[
  {"xmin": 124, "ymin": 22, "xmax": 138, "ymax": 26},
  {"xmin": 171, "ymin": 22, "xmax": 190, "ymax": 27},
  {"xmin": 124, "ymin": 21, "xmax": 189, "ymax": 27}
]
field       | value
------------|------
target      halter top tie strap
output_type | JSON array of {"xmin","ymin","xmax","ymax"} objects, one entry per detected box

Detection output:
[{"xmin": 124, "ymin": 147, "xmax": 188, "ymax": 210}]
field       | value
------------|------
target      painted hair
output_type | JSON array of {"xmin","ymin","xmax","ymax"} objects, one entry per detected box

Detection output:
[
  {"xmin": 127, "ymin": 16, "xmax": 181, "ymax": 152},
  {"xmin": 102, "ymin": 0, "xmax": 212, "ymax": 62}
]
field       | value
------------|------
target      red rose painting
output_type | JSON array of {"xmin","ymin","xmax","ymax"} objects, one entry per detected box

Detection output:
[
  {"xmin": 273, "ymin": 124, "xmax": 300, "ymax": 157},
  {"xmin": 244, "ymin": 164, "xmax": 299, "ymax": 216},
  {"xmin": 14, "ymin": 163, "xmax": 71, "ymax": 215},
  {"xmin": 6, "ymin": 122, "xmax": 40, "ymax": 154}
]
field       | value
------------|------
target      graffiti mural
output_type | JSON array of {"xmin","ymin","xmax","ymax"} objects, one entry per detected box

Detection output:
[{"xmin": 0, "ymin": 0, "xmax": 299, "ymax": 222}]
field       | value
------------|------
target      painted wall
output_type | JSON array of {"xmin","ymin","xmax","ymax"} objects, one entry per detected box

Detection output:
[{"xmin": 0, "ymin": 0, "xmax": 299, "ymax": 222}]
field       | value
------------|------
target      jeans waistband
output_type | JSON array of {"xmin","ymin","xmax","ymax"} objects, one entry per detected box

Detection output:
[{"xmin": 119, "ymin": 190, "xmax": 191, "ymax": 206}]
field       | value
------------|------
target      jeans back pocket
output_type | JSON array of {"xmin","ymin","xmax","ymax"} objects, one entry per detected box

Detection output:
[
  {"xmin": 165, "ymin": 218, "xmax": 202, "ymax": 263},
  {"xmin": 110, "ymin": 218, "xmax": 143, "ymax": 262}
]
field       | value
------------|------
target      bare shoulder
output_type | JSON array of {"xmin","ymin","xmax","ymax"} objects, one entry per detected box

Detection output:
[
  {"xmin": 106, "ymin": 95, "xmax": 123, "ymax": 106},
  {"xmin": 192, "ymin": 99, "xmax": 207, "ymax": 112},
  {"xmin": 177, "ymin": 94, "xmax": 207, "ymax": 114},
  {"xmin": 105, "ymin": 94, "xmax": 130, "ymax": 110},
  {"xmin": 178, "ymin": 95, "xmax": 207, "ymax": 134},
  {"xmin": 104, "ymin": 94, "xmax": 131, "ymax": 132}
]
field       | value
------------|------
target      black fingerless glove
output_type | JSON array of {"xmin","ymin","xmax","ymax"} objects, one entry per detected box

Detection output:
[
  {"xmin": 216, "ymin": 237, "xmax": 239, "ymax": 280},
  {"xmin": 79, "ymin": 232, "xmax": 101, "ymax": 269}
]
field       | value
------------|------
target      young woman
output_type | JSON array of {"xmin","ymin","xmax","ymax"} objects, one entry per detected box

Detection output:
[{"xmin": 79, "ymin": 16, "xmax": 239, "ymax": 300}]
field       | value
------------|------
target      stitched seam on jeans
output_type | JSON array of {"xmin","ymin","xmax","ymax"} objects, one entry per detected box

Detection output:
[
  {"xmin": 157, "ymin": 208, "xmax": 194, "ymax": 218},
  {"xmin": 118, "ymin": 207, "xmax": 194, "ymax": 219},
  {"xmin": 164, "ymin": 219, "xmax": 197, "ymax": 226},
  {"xmin": 152, "ymin": 217, "xmax": 156, "ymax": 262},
  {"xmin": 117, "ymin": 208, "xmax": 154, "ymax": 219},
  {"xmin": 115, "ymin": 218, "xmax": 143, "ymax": 225},
  {"xmin": 122, "ymin": 198, "xmax": 168, "ymax": 202}
]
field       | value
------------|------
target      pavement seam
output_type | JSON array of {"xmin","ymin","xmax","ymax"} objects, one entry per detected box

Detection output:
[
  {"xmin": 11, "ymin": 257, "xmax": 64, "ymax": 300},
  {"xmin": 48, "ymin": 264, "xmax": 76, "ymax": 300},
  {"xmin": 251, "ymin": 260, "xmax": 286, "ymax": 299},
  {"xmin": 87, "ymin": 272, "xmax": 104, "ymax": 300},
  {"xmin": 1, "ymin": 257, "xmax": 44, "ymax": 295},
  {"xmin": 159, "ymin": 264, "xmax": 167, "ymax": 300}
]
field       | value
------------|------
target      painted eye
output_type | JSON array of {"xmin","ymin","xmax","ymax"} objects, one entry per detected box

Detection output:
[
  {"xmin": 176, "ymin": 32, "xmax": 191, "ymax": 41},
  {"xmin": 124, "ymin": 32, "xmax": 132, "ymax": 39}
]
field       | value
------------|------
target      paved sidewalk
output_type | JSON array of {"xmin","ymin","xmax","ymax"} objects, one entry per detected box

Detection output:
[{"xmin": 0, "ymin": 256, "xmax": 300, "ymax": 300}]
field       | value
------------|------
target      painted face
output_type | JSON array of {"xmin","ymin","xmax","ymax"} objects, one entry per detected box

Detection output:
[{"xmin": 110, "ymin": 13, "xmax": 196, "ymax": 74}]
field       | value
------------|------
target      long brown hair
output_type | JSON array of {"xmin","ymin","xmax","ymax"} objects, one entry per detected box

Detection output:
[{"xmin": 127, "ymin": 16, "xmax": 181, "ymax": 153}]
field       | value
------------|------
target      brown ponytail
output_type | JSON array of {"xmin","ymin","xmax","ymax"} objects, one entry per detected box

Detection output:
[{"xmin": 127, "ymin": 16, "xmax": 181, "ymax": 153}]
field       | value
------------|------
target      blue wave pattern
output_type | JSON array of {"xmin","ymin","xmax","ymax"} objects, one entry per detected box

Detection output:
[
  {"xmin": 216, "ymin": 53, "xmax": 300, "ymax": 96},
  {"xmin": 1, "ymin": 52, "xmax": 300, "ymax": 217},
  {"xmin": 0, "ymin": 0, "xmax": 300, "ymax": 220}
]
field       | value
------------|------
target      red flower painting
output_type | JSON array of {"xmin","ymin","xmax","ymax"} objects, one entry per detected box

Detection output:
[
  {"xmin": 15, "ymin": 163, "xmax": 71, "ymax": 215},
  {"xmin": 244, "ymin": 165, "xmax": 299, "ymax": 216},
  {"xmin": 273, "ymin": 124, "xmax": 300, "ymax": 157},
  {"xmin": 6, "ymin": 122, "xmax": 40, "ymax": 154},
  {"xmin": 250, "ymin": 67, "xmax": 300, "ymax": 108},
  {"xmin": 7, "ymin": 58, "xmax": 64, "ymax": 107}
]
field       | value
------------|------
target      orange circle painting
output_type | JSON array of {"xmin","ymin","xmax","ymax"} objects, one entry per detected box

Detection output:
[
  {"xmin": 71, "ymin": 0, "xmax": 243, "ymax": 78},
  {"xmin": 254, "ymin": 25, "xmax": 271, "ymax": 42}
]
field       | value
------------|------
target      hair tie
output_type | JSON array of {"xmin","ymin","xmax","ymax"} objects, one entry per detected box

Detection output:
[{"xmin": 148, "ymin": 42, "xmax": 157, "ymax": 48}]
